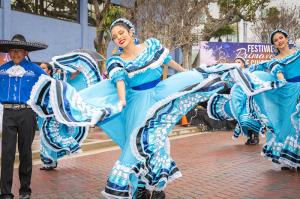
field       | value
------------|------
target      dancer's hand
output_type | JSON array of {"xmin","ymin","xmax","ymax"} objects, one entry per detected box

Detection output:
[
  {"xmin": 277, "ymin": 72, "xmax": 284, "ymax": 80},
  {"xmin": 119, "ymin": 99, "xmax": 126, "ymax": 107}
]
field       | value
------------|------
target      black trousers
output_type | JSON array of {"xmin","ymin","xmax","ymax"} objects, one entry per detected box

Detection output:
[{"xmin": 0, "ymin": 108, "xmax": 36, "ymax": 197}]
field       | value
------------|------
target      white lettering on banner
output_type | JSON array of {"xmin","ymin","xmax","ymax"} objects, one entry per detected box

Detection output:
[
  {"xmin": 236, "ymin": 46, "xmax": 274, "ymax": 62},
  {"xmin": 236, "ymin": 48, "xmax": 247, "ymax": 58},
  {"xmin": 249, "ymin": 60, "xmax": 266, "ymax": 64},
  {"xmin": 247, "ymin": 45, "xmax": 273, "ymax": 53}
]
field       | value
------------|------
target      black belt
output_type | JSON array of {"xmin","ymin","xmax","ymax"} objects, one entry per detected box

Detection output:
[{"xmin": 3, "ymin": 103, "xmax": 31, "ymax": 110}]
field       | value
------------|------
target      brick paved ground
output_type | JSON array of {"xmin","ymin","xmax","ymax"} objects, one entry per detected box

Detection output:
[{"xmin": 10, "ymin": 131, "xmax": 300, "ymax": 199}]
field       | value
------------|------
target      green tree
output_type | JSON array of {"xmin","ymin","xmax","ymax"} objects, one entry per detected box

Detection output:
[
  {"xmin": 129, "ymin": 0, "xmax": 269, "ymax": 67},
  {"xmin": 91, "ymin": 0, "xmax": 126, "ymax": 73},
  {"xmin": 202, "ymin": 0, "xmax": 270, "ymax": 41},
  {"xmin": 252, "ymin": 4, "xmax": 300, "ymax": 43},
  {"xmin": 130, "ymin": 0, "xmax": 211, "ymax": 68},
  {"xmin": 211, "ymin": 25, "xmax": 236, "ymax": 42}
]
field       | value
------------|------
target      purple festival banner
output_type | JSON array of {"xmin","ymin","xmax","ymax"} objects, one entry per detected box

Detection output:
[{"xmin": 199, "ymin": 41, "xmax": 275, "ymax": 65}]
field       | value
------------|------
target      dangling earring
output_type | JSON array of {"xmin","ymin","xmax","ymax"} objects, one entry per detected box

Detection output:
[{"xmin": 134, "ymin": 38, "xmax": 139, "ymax": 45}]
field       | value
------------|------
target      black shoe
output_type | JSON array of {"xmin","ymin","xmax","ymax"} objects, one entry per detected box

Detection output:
[
  {"xmin": 251, "ymin": 134, "xmax": 259, "ymax": 145},
  {"xmin": 281, "ymin": 166, "xmax": 290, "ymax": 171},
  {"xmin": 245, "ymin": 130, "xmax": 254, "ymax": 145},
  {"xmin": 19, "ymin": 194, "xmax": 30, "ymax": 199},
  {"xmin": 251, "ymin": 135, "xmax": 259, "ymax": 145},
  {"xmin": 136, "ymin": 188, "xmax": 151, "ymax": 199},
  {"xmin": 245, "ymin": 137, "xmax": 252, "ymax": 145},
  {"xmin": 151, "ymin": 191, "xmax": 166, "ymax": 199},
  {"xmin": 281, "ymin": 166, "xmax": 295, "ymax": 172}
]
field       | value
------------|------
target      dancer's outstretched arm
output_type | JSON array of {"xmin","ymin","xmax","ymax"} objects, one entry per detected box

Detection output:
[
  {"xmin": 167, "ymin": 60, "xmax": 187, "ymax": 72},
  {"xmin": 116, "ymin": 80, "xmax": 126, "ymax": 106}
]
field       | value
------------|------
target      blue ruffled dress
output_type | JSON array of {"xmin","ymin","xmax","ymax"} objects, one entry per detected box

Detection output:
[
  {"xmin": 29, "ymin": 38, "xmax": 225, "ymax": 198},
  {"xmin": 250, "ymin": 50, "xmax": 300, "ymax": 168}
]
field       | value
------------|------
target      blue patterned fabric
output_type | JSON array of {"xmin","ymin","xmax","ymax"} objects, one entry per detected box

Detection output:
[
  {"xmin": 230, "ymin": 85, "xmax": 263, "ymax": 138},
  {"xmin": 100, "ymin": 38, "xmax": 225, "ymax": 198},
  {"xmin": 249, "ymin": 50, "xmax": 300, "ymax": 168},
  {"xmin": 29, "ymin": 38, "xmax": 225, "ymax": 198},
  {"xmin": 207, "ymin": 93, "xmax": 234, "ymax": 121},
  {"xmin": 204, "ymin": 65, "xmax": 264, "ymax": 139},
  {"xmin": 38, "ymin": 117, "xmax": 88, "ymax": 167},
  {"xmin": 207, "ymin": 85, "xmax": 264, "ymax": 139},
  {"xmin": 52, "ymin": 52, "xmax": 102, "ymax": 91},
  {"xmin": 36, "ymin": 51, "xmax": 101, "ymax": 168},
  {"xmin": 196, "ymin": 51, "xmax": 300, "ymax": 168}
]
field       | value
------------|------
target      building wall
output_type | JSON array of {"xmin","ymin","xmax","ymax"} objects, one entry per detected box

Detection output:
[
  {"xmin": 0, "ymin": 1, "xmax": 96, "ymax": 63},
  {"xmin": 10, "ymin": 11, "xmax": 97, "ymax": 62},
  {"xmin": 0, "ymin": 9, "xmax": 3, "ymax": 38}
]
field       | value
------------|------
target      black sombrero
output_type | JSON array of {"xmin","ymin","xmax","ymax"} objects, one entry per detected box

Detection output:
[{"xmin": 0, "ymin": 34, "xmax": 48, "ymax": 53}]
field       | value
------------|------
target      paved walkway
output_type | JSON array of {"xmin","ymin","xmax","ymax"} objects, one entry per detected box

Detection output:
[{"xmin": 10, "ymin": 131, "xmax": 300, "ymax": 199}]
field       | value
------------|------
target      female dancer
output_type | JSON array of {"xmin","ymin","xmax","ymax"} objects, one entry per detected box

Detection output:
[
  {"xmin": 29, "ymin": 18, "xmax": 225, "ymax": 198},
  {"xmin": 101, "ymin": 18, "xmax": 227, "ymax": 198},
  {"xmin": 249, "ymin": 29, "xmax": 300, "ymax": 170}
]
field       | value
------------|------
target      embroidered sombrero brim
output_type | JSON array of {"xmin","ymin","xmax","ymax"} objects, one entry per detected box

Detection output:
[{"xmin": 0, "ymin": 40, "xmax": 48, "ymax": 52}]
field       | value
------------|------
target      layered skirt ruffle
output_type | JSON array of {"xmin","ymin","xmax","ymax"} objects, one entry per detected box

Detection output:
[
  {"xmin": 38, "ymin": 117, "xmax": 88, "ymax": 167},
  {"xmin": 35, "ymin": 51, "xmax": 103, "ymax": 167},
  {"xmin": 29, "ymin": 70, "xmax": 225, "ymax": 198},
  {"xmin": 251, "ymin": 82, "xmax": 300, "ymax": 168},
  {"xmin": 28, "ymin": 75, "xmax": 122, "ymax": 126},
  {"xmin": 234, "ymin": 70, "xmax": 300, "ymax": 168},
  {"xmin": 101, "ymin": 71, "xmax": 225, "ymax": 198},
  {"xmin": 207, "ymin": 85, "xmax": 263, "ymax": 138},
  {"xmin": 230, "ymin": 84, "xmax": 263, "ymax": 138},
  {"xmin": 201, "ymin": 63, "xmax": 300, "ymax": 168}
]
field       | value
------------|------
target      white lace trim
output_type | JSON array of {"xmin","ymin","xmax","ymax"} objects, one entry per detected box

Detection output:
[
  {"xmin": 6, "ymin": 65, "xmax": 27, "ymax": 77},
  {"xmin": 52, "ymin": 52, "xmax": 100, "ymax": 73},
  {"xmin": 127, "ymin": 48, "xmax": 169, "ymax": 78},
  {"xmin": 207, "ymin": 93, "xmax": 233, "ymax": 121},
  {"xmin": 52, "ymin": 51, "xmax": 102, "ymax": 86},
  {"xmin": 207, "ymin": 93, "xmax": 219, "ymax": 120},
  {"xmin": 27, "ymin": 74, "xmax": 53, "ymax": 118}
]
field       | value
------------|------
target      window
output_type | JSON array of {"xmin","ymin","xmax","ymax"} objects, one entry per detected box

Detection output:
[
  {"xmin": 88, "ymin": 0, "xmax": 106, "ymax": 26},
  {"xmin": 11, "ymin": 0, "xmax": 79, "ymax": 22},
  {"xmin": 88, "ymin": 0, "xmax": 97, "ymax": 26}
]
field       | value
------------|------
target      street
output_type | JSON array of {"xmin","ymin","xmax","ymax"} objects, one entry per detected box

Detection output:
[{"xmin": 11, "ymin": 131, "xmax": 300, "ymax": 199}]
